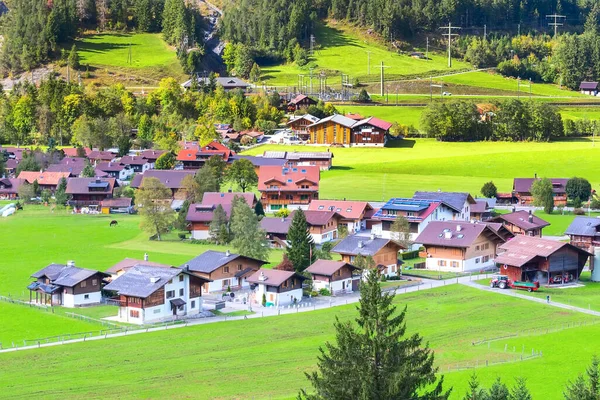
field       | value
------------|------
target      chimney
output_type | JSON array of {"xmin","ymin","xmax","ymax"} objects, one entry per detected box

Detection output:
[
  {"xmin": 358, "ymin": 240, "xmax": 364, "ymax": 248},
  {"xmin": 512, "ymin": 206, "xmax": 516, "ymax": 213},
  {"xmin": 370, "ymin": 233, "xmax": 376, "ymax": 240},
  {"xmin": 456, "ymin": 224, "xmax": 462, "ymax": 232},
  {"xmin": 444, "ymin": 231, "xmax": 452, "ymax": 239},
  {"xmin": 144, "ymin": 253, "xmax": 149, "ymax": 261},
  {"xmin": 281, "ymin": 217, "xmax": 285, "ymax": 222},
  {"xmin": 528, "ymin": 210, "xmax": 533, "ymax": 223},
  {"xmin": 150, "ymin": 277, "xmax": 160, "ymax": 284},
  {"xmin": 228, "ymin": 188, "xmax": 232, "ymax": 193},
  {"xmin": 225, "ymin": 249, "xmax": 230, "ymax": 257},
  {"xmin": 67, "ymin": 260, "xmax": 75, "ymax": 267},
  {"xmin": 184, "ymin": 264, "xmax": 190, "ymax": 272},
  {"xmin": 534, "ymin": 173, "xmax": 537, "ymax": 179},
  {"xmin": 258, "ymin": 271, "xmax": 267, "ymax": 281}
]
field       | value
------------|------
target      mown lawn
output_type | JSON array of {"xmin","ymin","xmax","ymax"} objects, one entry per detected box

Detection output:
[
  {"xmin": 260, "ymin": 21, "xmax": 471, "ymax": 87},
  {"xmin": 244, "ymin": 139, "xmax": 600, "ymax": 199},
  {"xmin": 534, "ymin": 210, "xmax": 600, "ymax": 236},
  {"xmin": 0, "ymin": 285, "xmax": 594, "ymax": 399},
  {"xmin": 336, "ymin": 104, "xmax": 425, "ymax": 128}
]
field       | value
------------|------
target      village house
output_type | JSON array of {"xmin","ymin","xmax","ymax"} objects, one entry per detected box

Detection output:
[
  {"xmin": 332, "ymin": 235, "xmax": 405, "ymax": 277},
  {"xmin": 238, "ymin": 130, "xmax": 264, "ymax": 143},
  {"xmin": 17, "ymin": 171, "xmax": 70, "ymax": 193},
  {"xmin": 27, "ymin": 262, "xmax": 108, "ymax": 307},
  {"xmin": 176, "ymin": 141, "xmax": 234, "ymax": 169},
  {"xmin": 471, "ymin": 199, "xmax": 492, "ymax": 221},
  {"xmin": 257, "ymin": 165, "xmax": 320, "ymax": 213},
  {"xmin": 186, "ymin": 192, "xmax": 256, "ymax": 240},
  {"xmin": 5, "ymin": 159, "xmax": 19, "ymax": 176},
  {"xmin": 413, "ymin": 191, "xmax": 475, "ymax": 221},
  {"xmin": 286, "ymin": 114, "xmax": 320, "ymax": 140},
  {"xmin": 371, "ymin": 198, "xmax": 459, "ymax": 241},
  {"xmin": 350, "ymin": 117, "xmax": 393, "ymax": 147},
  {"xmin": 491, "ymin": 210, "xmax": 549, "ymax": 237},
  {"xmin": 308, "ymin": 114, "xmax": 357, "ymax": 146},
  {"xmin": 181, "ymin": 76, "xmax": 250, "ymax": 92},
  {"xmin": 262, "ymin": 151, "xmax": 334, "ymax": 171},
  {"xmin": 287, "ymin": 94, "xmax": 317, "ymax": 113},
  {"xmin": 105, "ymin": 256, "xmax": 174, "ymax": 280},
  {"xmin": 131, "ymin": 170, "xmax": 196, "ymax": 200},
  {"xmin": 120, "ymin": 156, "xmax": 152, "ymax": 174},
  {"xmin": 308, "ymin": 200, "xmax": 374, "ymax": 234},
  {"xmin": 247, "ymin": 268, "xmax": 306, "ymax": 306},
  {"xmin": 579, "ymin": 81, "xmax": 599, "ymax": 96},
  {"xmin": 495, "ymin": 235, "xmax": 592, "ymax": 285},
  {"xmin": 229, "ymin": 155, "xmax": 287, "ymax": 174},
  {"xmin": 104, "ymin": 265, "xmax": 208, "ymax": 324},
  {"xmin": 100, "ymin": 197, "xmax": 133, "ymax": 214},
  {"xmin": 304, "ymin": 210, "xmax": 343, "ymax": 244},
  {"xmin": 62, "ymin": 147, "xmax": 92, "ymax": 158},
  {"xmin": 138, "ymin": 150, "xmax": 167, "ymax": 167},
  {"xmin": 260, "ymin": 216, "xmax": 292, "ymax": 248},
  {"xmin": 96, "ymin": 161, "xmax": 133, "ymax": 180},
  {"xmin": 0, "ymin": 178, "xmax": 25, "ymax": 199},
  {"xmin": 305, "ymin": 260, "xmax": 362, "ymax": 294},
  {"xmin": 415, "ymin": 221, "xmax": 507, "ymax": 272},
  {"xmin": 88, "ymin": 150, "xmax": 116, "ymax": 163},
  {"xmin": 565, "ymin": 216, "xmax": 600, "ymax": 252},
  {"xmin": 512, "ymin": 177, "xmax": 568, "ymax": 206},
  {"xmin": 183, "ymin": 250, "xmax": 267, "ymax": 293},
  {"xmin": 66, "ymin": 178, "xmax": 118, "ymax": 207},
  {"xmin": 46, "ymin": 158, "xmax": 88, "ymax": 177}
]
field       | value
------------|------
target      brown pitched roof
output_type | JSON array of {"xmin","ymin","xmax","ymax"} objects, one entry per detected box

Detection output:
[
  {"xmin": 260, "ymin": 216, "xmax": 293, "ymax": 234},
  {"xmin": 513, "ymin": 178, "xmax": 568, "ymax": 194},
  {"xmin": 66, "ymin": 178, "xmax": 117, "ymax": 195},
  {"xmin": 202, "ymin": 192, "xmax": 256, "ymax": 206},
  {"xmin": 471, "ymin": 200, "xmax": 488, "ymax": 214},
  {"xmin": 415, "ymin": 220, "xmax": 504, "ymax": 248},
  {"xmin": 17, "ymin": 171, "xmax": 70, "ymax": 186},
  {"xmin": 246, "ymin": 268, "xmax": 306, "ymax": 287},
  {"xmin": 139, "ymin": 150, "xmax": 167, "ymax": 161},
  {"xmin": 302, "ymin": 210, "xmax": 341, "ymax": 227},
  {"xmin": 491, "ymin": 211, "xmax": 550, "ymax": 231},
  {"xmin": 496, "ymin": 236, "xmax": 592, "ymax": 267},
  {"xmin": 305, "ymin": 260, "xmax": 360, "ymax": 276},
  {"xmin": 130, "ymin": 170, "xmax": 195, "ymax": 189},
  {"xmin": 0, "ymin": 178, "xmax": 25, "ymax": 194},
  {"xmin": 308, "ymin": 200, "xmax": 373, "ymax": 220},
  {"xmin": 105, "ymin": 258, "xmax": 174, "ymax": 274},
  {"xmin": 120, "ymin": 156, "xmax": 149, "ymax": 165}
]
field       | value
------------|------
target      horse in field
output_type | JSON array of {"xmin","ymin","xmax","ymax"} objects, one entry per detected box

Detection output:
[{"xmin": 110, "ymin": 220, "xmax": 118, "ymax": 227}]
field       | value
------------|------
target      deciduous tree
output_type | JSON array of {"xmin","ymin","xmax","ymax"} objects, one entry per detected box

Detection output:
[
  {"xmin": 566, "ymin": 177, "xmax": 592, "ymax": 203},
  {"xmin": 136, "ymin": 177, "xmax": 175, "ymax": 241},
  {"xmin": 481, "ymin": 181, "xmax": 498, "ymax": 198},
  {"xmin": 155, "ymin": 152, "xmax": 176, "ymax": 170},
  {"xmin": 391, "ymin": 215, "xmax": 411, "ymax": 249},
  {"xmin": 531, "ymin": 177, "xmax": 554, "ymax": 214},
  {"xmin": 225, "ymin": 159, "xmax": 257, "ymax": 192}
]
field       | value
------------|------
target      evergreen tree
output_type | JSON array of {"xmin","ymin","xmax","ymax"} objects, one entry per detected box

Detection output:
[
  {"xmin": 254, "ymin": 200, "xmax": 265, "ymax": 217},
  {"xmin": 463, "ymin": 374, "xmax": 487, "ymax": 400},
  {"xmin": 81, "ymin": 161, "xmax": 96, "ymax": 177},
  {"xmin": 564, "ymin": 356, "xmax": 600, "ymax": 400},
  {"xmin": 16, "ymin": 152, "xmax": 41, "ymax": 175},
  {"xmin": 509, "ymin": 378, "xmax": 532, "ymax": 400},
  {"xmin": 209, "ymin": 204, "xmax": 230, "ymax": 244},
  {"xmin": 299, "ymin": 268, "xmax": 450, "ymax": 400},
  {"xmin": 174, "ymin": 199, "xmax": 190, "ymax": 231},
  {"xmin": 54, "ymin": 177, "xmax": 69, "ymax": 206},
  {"xmin": 194, "ymin": 164, "xmax": 220, "ymax": 196},
  {"xmin": 286, "ymin": 209, "xmax": 315, "ymax": 272},
  {"xmin": 68, "ymin": 45, "xmax": 80, "ymax": 70},
  {"xmin": 204, "ymin": 155, "xmax": 227, "ymax": 187},
  {"xmin": 488, "ymin": 378, "xmax": 509, "ymax": 400},
  {"xmin": 249, "ymin": 62, "xmax": 261, "ymax": 82},
  {"xmin": 32, "ymin": 179, "xmax": 40, "ymax": 196},
  {"xmin": 230, "ymin": 198, "xmax": 269, "ymax": 260}
]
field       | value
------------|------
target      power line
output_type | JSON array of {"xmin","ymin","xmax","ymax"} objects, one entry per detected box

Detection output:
[
  {"xmin": 378, "ymin": 61, "xmax": 390, "ymax": 97},
  {"xmin": 439, "ymin": 22, "xmax": 461, "ymax": 68},
  {"xmin": 546, "ymin": 14, "xmax": 566, "ymax": 37}
]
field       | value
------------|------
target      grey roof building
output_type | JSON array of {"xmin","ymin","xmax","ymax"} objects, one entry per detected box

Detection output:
[
  {"xmin": 565, "ymin": 217, "xmax": 600, "ymax": 249},
  {"xmin": 104, "ymin": 265, "xmax": 184, "ymax": 298},
  {"xmin": 31, "ymin": 264, "xmax": 102, "ymax": 287},
  {"xmin": 413, "ymin": 191, "xmax": 475, "ymax": 213},
  {"xmin": 332, "ymin": 235, "xmax": 395, "ymax": 256},
  {"xmin": 181, "ymin": 250, "xmax": 267, "ymax": 274}
]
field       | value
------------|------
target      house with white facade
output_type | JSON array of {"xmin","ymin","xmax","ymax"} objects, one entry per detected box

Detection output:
[
  {"xmin": 182, "ymin": 250, "xmax": 267, "ymax": 294},
  {"xmin": 304, "ymin": 210, "xmax": 343, "ymax": 244},
  {"xmin": 412, "ymin": 191, "xmax": 475, "ymax": 221},
  {"xmin": 305, "ymin": 260, "xmax": 361, "ymax": 294},
  {"xmin": 332, "ymin": 235, "xmax": 404, "ymax": 277},
  {"xmin": 103, "ymin": 265, "xmax": 208, "ymax": 324},
  {"xmin": 371, "ymin": 198, "xmax": 457, "ymax": 241},
  {"xmin": 414, "ymin": 221, "xmax": 508, "ymax": 272},
  {"xmin": 308, "ymin": 200, "xmax": 374, "ymax": 234},
  {"xmin": 246, "ymin": 268, "xmax": 306, "ymax": 307},
  {"xmin": 27, "ymin": 262, "xmax": 107, "ymax": 307}
]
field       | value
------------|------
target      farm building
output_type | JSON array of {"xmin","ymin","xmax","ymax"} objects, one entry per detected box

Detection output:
[
  {"xmin": 104, "ymin": 265, "xmax": 209, "ymax": 324},
  {"xmin": 27, "ymin": 262, "xmax": 108, "ymax": 307},
  {"xmin": 262, "ymin": 150, "xmax": 334, "ymax": 171},
  {"xmin": 131, "ymin": 170, "xmax": 196, "ymax": 200},
  {"xmin": 308, "ymin": 114, "xmax": 358, "ymax": 146},
  {"xmin": 305, "ymin": 260, "xmax": 361, "ymax": 294},
  {"xmin": 565, "ymin": 216, "xmax": 600, "ymax": 251},
  {"xmin": 246, "ymin": 269, "xmax": 306, "ymax": 307},
  {"xmin": 579, "ymin": 81, "xmax": 599, "ymax": 95},
  {"xmin": 372, "ymin": 197, "xmax": 460, "ymax": 241},
  {"xmin": 17, "ymin": 171, "xmax": 70, "ymax": 193},
  {"xmin": 186, "ymin": 192, "xmax": 256, "ymax": 240},
  {"xmin": 308, "ymin": 200, "xmax": 374, "ymax": 234},
  {"xmin": 0, "ymin": 178, "xmax": 25, "ymax": 199},
  {"xmin": 66, "ymin": 178, "xmax": 118, "ymax": 207},
  {"xmin": 495, "ymin": 236, "xmax": 592, "ymax": 285},
  {"xmin": 257, "ymin": 165, "xmax": 320, "ymax": 213},
  {"xmin": 181, "ymin": 250, "xmax": 267, "ymax": 294},
  {"xmin": 332, "ymin": 235, "xmax": 405, "ymax": 277},
  {"xmin": 512, "ymin": 177, "xmax": 568, "ymax": 206},
  {"xmin": 287, "ymin": 94, "xmax": 317, "ymax": 112},
  {"xmin": 490, "ymin": 210, "xmax": 549, "ymax": 237},
  {"xmin": 415, "ymin": 221, "xmax": 508, "ymax": 272},
  {"xmin": 100, "ymin": 197, "xmax": 133, "ymax": 214},
  {"xmin": 286, "ymin": 114, "xmax": 320, "ymax": 139},
  {"xmin": 350, "ymin": 117, "xmax": 393, "ymax": 147}
]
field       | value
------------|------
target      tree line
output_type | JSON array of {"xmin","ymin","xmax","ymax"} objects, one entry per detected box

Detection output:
[
  {"xmin": 0, "ymin": 0, "xmax": 205, "ymax": 74},
  {"xmin": 420, "ymin": 99, "xmax": 564, "ymax": 142}
]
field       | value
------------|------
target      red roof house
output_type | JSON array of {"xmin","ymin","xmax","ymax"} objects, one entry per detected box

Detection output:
[{"xmin": 258, "ymin": 165, "xmax": 320, "ymax": 213}]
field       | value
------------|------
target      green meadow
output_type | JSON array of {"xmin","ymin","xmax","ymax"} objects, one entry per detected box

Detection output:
[
  {"xmin": 245, "ymin": 140, "xmax": 600, "ymax": 200},
  {"xmin": 0, "ymin": 285, "xmax": 595, "ymax": 399}
]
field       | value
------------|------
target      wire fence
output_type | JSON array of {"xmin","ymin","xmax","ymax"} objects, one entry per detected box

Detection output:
[
  {"xmin": 442, "ymin": 352, "xmax": 543, "ymax": 372},
  {"xmin": 0, "ymin": 295, "xmax": 53, "ymax": 311}
]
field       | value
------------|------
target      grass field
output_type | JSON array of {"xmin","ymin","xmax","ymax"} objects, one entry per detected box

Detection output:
[
  {"xmin": 260, "ymin": 21, "xmax": 471, "ymax": 87},
  {"xmin": 534, "ymin": 210, "xmax": 600, "ymax": 236},
  {"xmin": 0, "ymin": 285, "xmax": 595, "ymax": 399},
  {"xmin": 245, "ymin": 140, "xmax": 600, "ymax": 200}
]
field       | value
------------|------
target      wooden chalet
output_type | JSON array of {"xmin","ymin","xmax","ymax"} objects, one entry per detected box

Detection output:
[
  {"xmin": 247, "ymin": 268, "xmax": 306, "ymax": 306},
  {"xmin": 565, "ymin": 217, "xmax": 600, "ymax": 252},
  {"xmin": 308, "ymin": 200, "xmax": 374, "ymax": 234},
  {"xmin": 131, "ymin": 170, "xmax": 196, "ymax": 200},
  {"xmin": 262, "ymin": 150, "xmax": 334, "ymax": 171},
  {"xmin": 305, "ymin": 260, "xmax": 362, "ymax": 294},
  {"xmin": 257, "ymin": 165, "xmax": 320, "ymax": 213},
  {"xmin": 287, "ymin": 94, "xmax": 317, "ymax": 112},
  {"xmin": 17, "ymin": 171, "xmax": 70, "ymax": 193},
  {"xmin": 350, "ymin": 117, "xmax": 392, "ymax": 147},
  {"xmin": 66, "ymin": 178, "xmax": 118, "ymax": 207},
  {"xmin": 286, "ymin": 114, "xmax": 320, "ymax": 139},
  {"xmin": 308, "ymin": 114, "xmax": 356, "ymax": 146},
  {"xmin": 490, "ymin": 210, "xmax": 550, "ymax": 237},
  {"xmin": 512, "ymin": 177, "xmax": 568, "ymax": 206},
  {"xmin": 176, "ymin": 141, "xmax": 234, "ymax": 169},
  {"xmin": 332, "ymin": 235, "xmax": 405, "ymax": 277},
  {"xmin": 0, "ymin": 178, "xmax": 25, "ymax": 199}
]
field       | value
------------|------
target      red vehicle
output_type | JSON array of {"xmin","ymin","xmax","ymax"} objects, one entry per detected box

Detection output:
[
  {"xmin": 509, "ymin": 280, "xmax": 540, "ymax": 292},
  {"xmin": 490, "ymin": 275, "xmax": 540, "ymax": 292}
]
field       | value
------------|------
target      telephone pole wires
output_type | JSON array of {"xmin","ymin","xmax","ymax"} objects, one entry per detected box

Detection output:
[
  {"xmin": 378, "ymin": 61, "xmax": 390, "ymax": 97},
  {"xmin": 546, "ymin": 14, "xmax": 566, "ymax": 37},
  {"xmin": 439, "ymin": 22, "xmax": 461, "ymax": 68}
]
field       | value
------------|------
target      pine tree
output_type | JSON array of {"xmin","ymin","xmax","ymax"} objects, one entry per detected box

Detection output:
[
  {"xmin": 81, "ymin": 161, "xmax": 96, "ymax": 177},
  {"xmin": 54, "ymin": 177, "xmax": 69, "ymax": 206},
  {"xmin": 509, "ymin": 378, "xmax": 532, "ymax": 400},
  {"xmin": 32, "ymin": 179, "xmax": 40, "ymax": 196},
  {"xmin": 286, "ymin": 209, "xmax": 314, "ymax": 272},
  {"xmin": 488, "ymin": 378, "xmax": 509, "ymax": 400},
  {"xmin": 564, "ymin": 356, "xmax": 600, "ymax": 400},
  {"xmin": 68, "ymin": 44, "xmax": 80, "ymax": 70},
  {"xmin": 230, "ymin": 199, "xmax": 269, "ymax": 261},
  {"xmin": 299, "ymin": 268, "xmax": 450, "ymax": 400},
  {"xmin": 254, "ymin": 200, "xmax": 265, "ymax": 217},
  {"xmin": 209, "ymin": 204, "xmax": 230, "ymax": 244},
  {"xmin": 463, "ymin": 374, "xmax": 488, "ymax": 400}
]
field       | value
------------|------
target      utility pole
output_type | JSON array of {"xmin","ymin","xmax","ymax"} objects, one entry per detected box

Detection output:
[
  {"xmin": 518, "ymin": 23, "xmax": 521, "ymax": 36},
  {"xmin": 365, "ymin": 51, "xmax": 372, "ymax": 75},
  {"xmin": 426, "ymin": 37, "xmax": 429, "ymax": 61},
  {"xmin": 298, "ymin": 74, "xmax": 305, "ymax": 94},
  {"xmin": 309, "ymin": 34, "xmax": 315, "ymax": 56},
  {"xmin": 309, "ymin": 68, "xmax": 314, "ymax": 95},
  {"xmin": 439, "ymin": 22, "xmax": 461, "ymax": 68},
  {"xmin": 484, "ymin": 24, "xmax": 487, "ymax": 40},
  {"xmin": 378, "ymin": 61, "xmax": 390, "ymax": 97},
  {"xmin": 546, "ymin": 14, "xmax": 566, "ymax": 37}
]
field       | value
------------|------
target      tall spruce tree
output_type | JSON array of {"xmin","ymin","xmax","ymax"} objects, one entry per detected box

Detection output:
[
  {"xmin": 286, "ymin": 209, "xmax": 314, "ymax": 272},
  {"xmin": 54, "ymin": 177, "xmax": 69, "ymax": 206},
  {"xmin": 564, "ymin": 356, "xmax": 600, "ymax": 400},
  {"xmin": 209, "ymin": 204, "xmax": 230, "ymax": 244},
  {"xmin": 254, "ymin": 200, "xmax": 265, "ymax": 217},
  {"xmin": 299, "ymin": 268, "xmax": 450, "ymax": 400}
]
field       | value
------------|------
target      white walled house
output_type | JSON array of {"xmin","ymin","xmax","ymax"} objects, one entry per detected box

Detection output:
[
  {"xmin": 305, "ymin": 260, "xmax": 361, "ymax": 294},
  {"xmin": 413, "ymin": 191, "xmax": 475, "ymax": 221},
  {"xmin": 103, "ymin": 265, "xmax": 209, "ymax": 324},
  {"xmin": 308, "ymin": 200, "xmax": 374, "ymax": 234},
  {"xmin": 246, "ymin": 269, "xmax": 306, "ymax": 307},
  {"xmin": 182, "ymin": 250, "xmax": 267, "ymax": 294},
  {"xmin": 27, "ymin": 263, "xmax": 107, "ymax": 308},
  {"xmin": 414, "ymin": 221, "xmax": 509, "ymax": 272}
]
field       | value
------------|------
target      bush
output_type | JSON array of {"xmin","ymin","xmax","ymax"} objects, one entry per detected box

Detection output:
[
  {"xmin": 387, "ymin": 275, "xmax": 402, "ymax": 281},
  {"xmin": 190, "ymin": 239, "xmax": 212, "ymax": 245},
  {"xmin": 591, "ymin": 198, "xmax": 600, "ymax": 210},
  {"xmin": 399, "ymin": 250, "xmax": 420, "ymax": 260},
  {"xmin": 381, "ymin": 274, "xmax": 387, "ymax": 282},
  {"xmin": 318, "ymin": 288, "xmax": 331, "ymax": 296},
  {"xmin": 574, "ymin": 208, "xmax": 586, "ymax": 215},
  {"xmin": 274, "ymin": 208, "xmax": 290, "ymax": 218},
  {"xmin": 262, "ymin": 293, "xmax": 266, "ymax": 306},
  {"xmin": 178, "ymin": 233, "xmax": 187, "ymax": 240}
]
